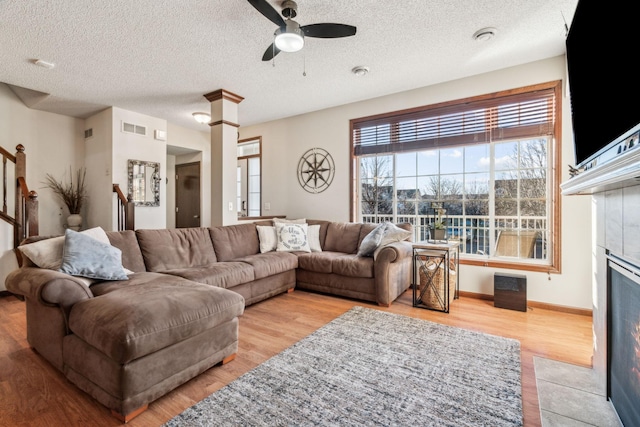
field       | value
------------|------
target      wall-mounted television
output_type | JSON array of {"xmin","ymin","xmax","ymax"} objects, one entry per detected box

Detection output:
[{"xmin": 566, "ymin": 0, "xmax": 640, "ymax": 169}]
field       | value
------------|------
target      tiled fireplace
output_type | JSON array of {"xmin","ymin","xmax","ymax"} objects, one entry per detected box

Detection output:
[
  {"xmin": 562, "ymin": 149, "xmax": 640, "ymax": 426},
  {"xmin": 608, "ymin": 255, "xmax": 640, "ymax": 425}
]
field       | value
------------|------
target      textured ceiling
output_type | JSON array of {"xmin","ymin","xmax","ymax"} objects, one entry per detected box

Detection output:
[{"xmin": 0, "ymin": 0, "xmax": 578, "ymax": 131}]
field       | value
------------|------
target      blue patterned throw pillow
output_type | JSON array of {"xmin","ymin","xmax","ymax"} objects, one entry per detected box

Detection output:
[{"xmin": 59, "ymin": 229, "xmax": 129, "ymax": 281}]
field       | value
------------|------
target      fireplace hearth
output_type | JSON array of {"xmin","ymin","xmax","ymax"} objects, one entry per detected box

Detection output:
[{"xmin": 608, "ymin": 255, "xmax": 640, "ymax": 426}]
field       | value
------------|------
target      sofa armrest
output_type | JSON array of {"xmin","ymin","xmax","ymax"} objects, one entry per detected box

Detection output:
[
  {"xmin": 373, "ymin": 241, "xmax": 413, "ymax": 306},
  {"xmin": 5, "ymin": 267, "xmax": 94, "ymax": 310},
  {"xmin": 373, "ymin": 241, "xmax": 413, "ymax": 263}
]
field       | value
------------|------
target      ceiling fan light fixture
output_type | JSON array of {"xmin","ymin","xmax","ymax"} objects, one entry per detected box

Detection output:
[
  {"xmin": 274, "ymin": 22, "xmax": 305, "ymax": 52},
  {"xmin": 192, "ymin": 112, "xmax": 211, "ymax": 124}
]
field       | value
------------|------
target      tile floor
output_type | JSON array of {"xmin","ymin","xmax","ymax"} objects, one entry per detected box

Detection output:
[{"xmin": 534, "ymin": 357, "xmax": 621, "ymax": 426}]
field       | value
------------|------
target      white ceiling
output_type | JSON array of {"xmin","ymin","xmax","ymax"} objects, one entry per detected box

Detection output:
[{"xmin": 0, "ymin": 0, "xmax": 578, "ymax": 131}]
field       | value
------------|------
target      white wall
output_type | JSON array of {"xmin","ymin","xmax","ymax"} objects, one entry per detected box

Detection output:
[
  {"xmin": 111, "ymin": 107, "xmax": 167, "ymax": 230},
  {"xmin": 240, "ymin": 56, "xmax": 593, "ymax": 309},
  {"xmin": 85, "ymin": 108, "xmax": 114, "ymax": 230},
  {"xmin": 0, "ymin": 83, "xmax": 85, "ymax": 291}
]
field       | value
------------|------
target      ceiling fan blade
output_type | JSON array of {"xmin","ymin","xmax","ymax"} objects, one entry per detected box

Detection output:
[
  {"xmin": 301, "ymin": 23, "xmax": 357, "ymax": 38},
  {"xmin": 262, "ymin": 43, "xmax": 281, "ymax": 61},
  {"xmin": 247, "ymin": 0, "xmax": 285, "ymax": 27}
]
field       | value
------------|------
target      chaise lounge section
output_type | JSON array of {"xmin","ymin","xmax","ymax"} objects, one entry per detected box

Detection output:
[{"xmin": 5, "ymin": 219, "xmax": 412, "ymax": 421}]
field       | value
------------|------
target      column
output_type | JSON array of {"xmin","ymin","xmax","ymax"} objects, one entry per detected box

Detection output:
[{"xmin": 204, "ymin": 89, "xmax": 244, "ymax": 226}]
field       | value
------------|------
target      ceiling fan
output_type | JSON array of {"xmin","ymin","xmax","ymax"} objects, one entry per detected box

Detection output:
[{"xmin": 247, "ymin": 0, "xmax": 357, "ymax": 61}]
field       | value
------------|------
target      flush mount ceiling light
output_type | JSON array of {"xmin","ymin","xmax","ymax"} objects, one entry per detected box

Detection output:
[
  {"xmin": 352, "ymin": 66, "xmax": 370, "ymax": 77},
  {"xmin": 473, "ymin": 27, "xmax": 497, "ymax": 42},
  {"xmin": 192, "ymin": 112, "xmax": 211, "ymax": 124}
]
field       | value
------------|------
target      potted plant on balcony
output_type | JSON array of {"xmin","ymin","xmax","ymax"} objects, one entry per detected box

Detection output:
[{"xmin": 44, "ymin": 167, "xmax": 87, "ymax": 231}]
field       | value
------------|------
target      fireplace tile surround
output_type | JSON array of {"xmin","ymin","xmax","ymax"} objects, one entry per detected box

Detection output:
[{"xmin": 561, "ymin": 148, "xmax": 640, "ymax": 425}]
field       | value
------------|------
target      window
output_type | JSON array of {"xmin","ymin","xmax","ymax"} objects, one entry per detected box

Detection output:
[
  {"xmin": 351, "ymin": 81, "xmax": 561, "ymax": 272},
  {"xmin": 237, "ymin": 137, "xmax": 262, "ymax": 218}
]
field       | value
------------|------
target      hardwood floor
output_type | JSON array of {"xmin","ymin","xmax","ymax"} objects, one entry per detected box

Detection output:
[{"xmin": 0, "ymin": 290, "xmax": 592, "ymax": 427}]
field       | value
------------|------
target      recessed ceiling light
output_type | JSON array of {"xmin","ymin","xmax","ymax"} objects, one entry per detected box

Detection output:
[
  {"xmin": 473, "ymin": 27, "xmax": 497, "ymax": 42},
  {"xmin": 33, "ymin": 59, "xmax": 55, "ymax": 69},
  {"xmin": 352, "ymin": 66, "xmax": 369, "ymax": 77},
  {"xmin": 192, "ymin": 112, "xmax": 211, "ymax": 124}
]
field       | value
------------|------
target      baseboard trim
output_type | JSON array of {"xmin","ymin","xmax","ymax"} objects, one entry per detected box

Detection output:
[{"xmin": 458, "ymin": 290, "xmax": 592, "ymax": 317}]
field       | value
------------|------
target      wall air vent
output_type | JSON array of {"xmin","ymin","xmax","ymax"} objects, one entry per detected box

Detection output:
[
  {"xmin": 84, "ymin": 128, "xmax": 93, "ymax": 139},
  {"xmin": 122, "ymin": 121, "xmax": 147, "ymax": 136}
]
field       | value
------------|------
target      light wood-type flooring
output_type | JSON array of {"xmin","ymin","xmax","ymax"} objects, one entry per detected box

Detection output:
[{"xmin": 0, "ymin": 289, "xmax": 592, "ymax": 427}]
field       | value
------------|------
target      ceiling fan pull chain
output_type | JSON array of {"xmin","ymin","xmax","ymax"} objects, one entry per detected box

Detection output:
[{"xmin": 303, "ymin": 54, "xmax": 306, "ymax": 77}]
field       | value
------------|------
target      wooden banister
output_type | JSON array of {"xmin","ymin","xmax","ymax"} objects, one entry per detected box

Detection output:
[
  {"xmin": 1, "ymin": 144, "xmax": 39, "ymax": 248},
  {"xmin": 113, "ymin": 184, "xmax": 135, "ymax": 231}
]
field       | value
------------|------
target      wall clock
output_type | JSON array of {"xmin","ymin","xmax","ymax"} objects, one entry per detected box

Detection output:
[{"xmin": 297, "ymin": 148, "xmax": 335, "ymax": 193}]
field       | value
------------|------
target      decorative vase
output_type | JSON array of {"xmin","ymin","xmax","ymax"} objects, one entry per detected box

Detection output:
[{"xmin": 66, "ymin": 214, "xmax": 82, "ymax": 231}]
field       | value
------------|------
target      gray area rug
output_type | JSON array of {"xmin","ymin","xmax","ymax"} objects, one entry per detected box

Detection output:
[{"xmin": 165, "ymin": 306, "xmax": 523, "ymax": 427}]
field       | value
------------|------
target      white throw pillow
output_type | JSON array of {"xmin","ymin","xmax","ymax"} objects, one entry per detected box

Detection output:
[
  {"xmin": 307, "ymin": 224, "xmax": 322, "ymax": 252},
  {"xmin": 19, "ymin": 226, "xmax": 112, "ymax": 270},
  {"xmin": 257, "ymin": 225, "xmax": 278, "ymax": 253},
  {"xmin": 273, "ymin": 218, "xmax": 307, "ymax": 224},
  {"xmin": 378, "ymin": 222, "xmax": 412, "ymax": 246},
  {"xmin": 276, "ymin": 223, "xmax": 311, "ymax": 252}
]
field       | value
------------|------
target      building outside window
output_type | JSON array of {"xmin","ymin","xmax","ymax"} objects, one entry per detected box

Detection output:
[{"xmin": 351, "ymin": 81, "xmax": 561, "ymax": 272}]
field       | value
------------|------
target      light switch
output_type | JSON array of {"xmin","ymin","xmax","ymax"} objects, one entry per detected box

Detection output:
[{"xmin": 228, "ymin": 202, "xmax": 233, "ymax": 211}]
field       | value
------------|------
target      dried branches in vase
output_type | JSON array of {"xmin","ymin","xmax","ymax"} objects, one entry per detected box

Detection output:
[{"xmin": 44, "ymin": 167, "xmax": 87, "ymax": 215}]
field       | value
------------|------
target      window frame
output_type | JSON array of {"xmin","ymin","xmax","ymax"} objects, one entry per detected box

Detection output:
[{"xmin": 349, "ymin": 81, "xmax": 562, "ymax": 274}]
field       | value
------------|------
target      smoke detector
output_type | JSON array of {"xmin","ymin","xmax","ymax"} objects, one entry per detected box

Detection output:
[
  {"xmin": 352, "ymin": 66, "xmax": 370, "ymax": 77},
  {"xmin": 473, "ymin": 27, "xmax": 497, "ymax": 42}
]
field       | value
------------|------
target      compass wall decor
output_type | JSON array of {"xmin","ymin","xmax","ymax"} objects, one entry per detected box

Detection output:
[{"xmin": 297, "ymin": 148, "xmax": 335, "ymax": 193}]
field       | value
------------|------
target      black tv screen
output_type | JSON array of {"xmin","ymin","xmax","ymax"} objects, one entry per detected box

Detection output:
[{"xmin": 566, "ymin": 0, "xmax": 640, "ymax": 167}]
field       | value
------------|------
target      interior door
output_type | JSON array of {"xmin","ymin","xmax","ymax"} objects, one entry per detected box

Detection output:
[{"xmin": 175, "ymin": 162, "xmax": 201, "ymax": 228}]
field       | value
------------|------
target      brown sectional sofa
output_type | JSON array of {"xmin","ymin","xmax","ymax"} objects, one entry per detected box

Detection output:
[{"xmin": 5, "ymin": 219, "xmax": 412, "ymax": 421}]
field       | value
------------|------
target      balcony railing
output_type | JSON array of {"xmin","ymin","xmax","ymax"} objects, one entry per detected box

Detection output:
[{"xmin": 362, "ymin": 214, "xmax": 548, "ymax": 261}]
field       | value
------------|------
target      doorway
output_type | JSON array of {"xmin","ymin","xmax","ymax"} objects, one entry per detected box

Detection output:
[{"xmin": 175, "ymin": 161, "xmax": 201, "ymax": 228}]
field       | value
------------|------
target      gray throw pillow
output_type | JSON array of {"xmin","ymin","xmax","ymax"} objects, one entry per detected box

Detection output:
[
  {"xmin": 357, "ymin": 222, "xmax": 388, "ymax": 257},
  {"xmin": 59, "ymin": 229, "xmax": 129, "ymax": 281}
]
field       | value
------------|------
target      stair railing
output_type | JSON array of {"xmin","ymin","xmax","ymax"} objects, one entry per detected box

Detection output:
[
  {"xmin": 113, "ymin": 184, "xmax": 135, "ymax": 231},
  {"xmin": 1, "ymin": 144, "xmax": 39, "ymax": 247}
]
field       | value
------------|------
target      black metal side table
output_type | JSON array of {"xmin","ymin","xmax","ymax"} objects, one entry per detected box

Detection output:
[{"xmin": 412, "ymin": 241, "xmax": 460, "ymax": 313}]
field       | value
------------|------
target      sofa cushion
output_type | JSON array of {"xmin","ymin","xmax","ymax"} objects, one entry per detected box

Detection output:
[
  {"xmin": 324, "ymin": 222, "xmax": 362, "ymax": 254},
  {"xmin": 233, "ymin": 252, "xmax": 298, "ymax": 280},
  {"xmin": 68, "ymin": 279, "xmax": 245, "ymax": 364},
  {"xmin": 163, "ymin": 262, "xmax": 255, "ymax": 289},
  {"xmin": 106, "ymin": 230, "xmax": 147, "ymax": 273},
  {"xmin": 297, "ymin": 251, "xmax": 345, "ymax": 274},
  {"xmin": 136, "ymin": 228, "xmax": 217, "ymax": 271},
  {"xmin": 331, "ymin": 254, "xmax": 374, "ymax": 278},
  {"xmin": 210, "ymin": 223, "xmax": 259, "ymax": 261}
]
